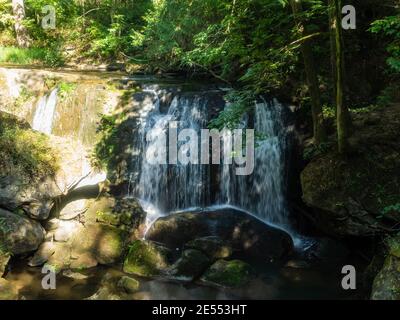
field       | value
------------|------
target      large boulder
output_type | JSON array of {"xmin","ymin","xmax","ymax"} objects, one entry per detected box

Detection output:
[
  {"xmin": 146, "ymin": 208, "xmax": 293, "ymax": 262},
  {"xmin": 0, "ymin": 114, "xmax": 96, "ymax": 221},
  {"xmin": 185, "ymin": 236, "xmax": 232, "ymax": 260},
  {"xmin": 83, "ymin": 194, "xmax": 146, "ymax": 237},
  {"xmin": 301, "ymin": 104, "xmax": 400, "ymax": 237},
  {"xmin": 71, "ymin": 223, "xmax": 127, "ymax": 266},
  {"xmin": 0, "ymin": 209, "xmax": 45, "ymax": 255}
]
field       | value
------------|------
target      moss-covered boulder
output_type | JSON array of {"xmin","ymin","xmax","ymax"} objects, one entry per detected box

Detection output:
[
  {"xmin": 185, "ymin": 236, "xmax": 232, "ymax": 260},
  {"xmin": 200, "ymin": 259, "xmax": 252, "ymax": 288},
  {"xmin": 371, "ymin": 236, "xmax": 400, "ymax": 300},
  {"xmin": 301, "ymin": 104, "xmax": 400, "ymax": 237},
  {"xmin": 117, "ymin": 276, "xmax": 140, "ymax": 293},
  {"xmin": 123, "ymin": 240, "xmax": 171, "ymax": 277},
  {"xmin": 166, "ymin": 249, "xmax": 211, "ymax": 282},
  {"xmin": 0, "ymin": 208, "xmax": 45, "ymax": 255},
  {"xmin": 84, "ymin": 194, "xmax": 146, "ymax": 237}
]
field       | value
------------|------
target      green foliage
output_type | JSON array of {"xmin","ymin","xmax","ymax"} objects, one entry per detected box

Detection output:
[
  {"xmin": 0, "ymin": 46, "xmax": 63, "ymax": 66},
  {"xmin": 378, "ymin": 203, "xmax": 400, "ymax": 219},
  {"xmin": 0, "ymin": 114, "xmax": 58, "ymax": 178},
  {"xmin": 370, "ymin": 15, "xmax": 400, "ymax": 73},
  {"xmin": 92, "ymin": 113, "xmax": 121, "ymax": 170}
]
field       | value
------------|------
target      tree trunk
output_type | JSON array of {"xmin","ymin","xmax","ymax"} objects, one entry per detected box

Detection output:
[
  {"xmin": 333, "ymin": 0, "xmax": 351, "ymax": 154},
  {"xmin": 12, "ymin": 0, "xmax": 31, "ymax": 48},
  {"xmin": 290, "ymin": 0, "xmax": 326, "ymax": 145},
  {"xmin": 328, "ymin": 0, "xmax": 337, "ymax": 104}
]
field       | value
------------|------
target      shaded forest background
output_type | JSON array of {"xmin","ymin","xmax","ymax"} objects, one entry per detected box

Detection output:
[{"xmin": 0, "ymin": 0, "xmax": 399, "ymax": 150}]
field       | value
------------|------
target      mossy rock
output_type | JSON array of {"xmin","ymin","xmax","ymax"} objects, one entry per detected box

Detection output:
[
  {"xmin": 166, "ymin": 249, "xmax": 211, "ymax": 282},
  {"xmin": 0, "ymin": 279, "xmax": 18, "ymax": 300},
  {"xmin": 71, "ymin": 223, "xmax": 127, "ymax": 266},
  {"xmin": 371, "ymin": 255, "xmax": 400, "ymax": 300},
  {"xmin": 371, "ymin": 235, "xmax": 400, "ymax": 300},
  {"xmin": 0, "ymin": 208, "xmax": 45, "ymax": 255},
  {"xmin": 85, "ymin": 194, "xmax": 146, "ymax": 231},
  {"xmin": 117, "ymin": 276, "xmax": 140, "ymax": 293},
  {"xmin": 123, "ymin": 240, "xmax": 171, "ymax": 277},
  {"xmin": 0, "ymin": 251, "xmax": 10, "ymax": 277},
  {"xmin": 200, "ymin": 259, "xmax": 252, "ymax": 288}
]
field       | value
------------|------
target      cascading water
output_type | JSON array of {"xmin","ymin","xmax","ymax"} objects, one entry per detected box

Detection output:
[
  {"xmin": 129, "ymin": 86, "xmax": 290, "ymax": 230},
  {"xmin": 32, "ymin": 88, "xmax": 58, "ymax": 135},
  {"xmin": 218, "ymin": 98, "xmax": 290, "ymax": 228},
  {"xmin": 129, "ymin": 86, "xmax": 212, "ymax": 215}
]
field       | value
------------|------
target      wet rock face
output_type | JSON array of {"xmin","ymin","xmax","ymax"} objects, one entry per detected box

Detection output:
[
  {"xmin": 0, "ymin": 209, "xmax": 45, "ymax": 255},
  {"xmin": 146, "ymin": 208, "xmax": 294, "ymax": 262}
]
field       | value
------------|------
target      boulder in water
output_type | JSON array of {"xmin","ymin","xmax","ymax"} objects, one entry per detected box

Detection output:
[
  {"xmin": 166, "ymin": 249, "xmax": 211, "ymax": 282},
  {"xmin": 200, "ymin": 259, "xmax": 252, "ymax": 288},
  {"xmin": 146, "ymin": 208, "xmax": 293, "ymax": 262},
  {"xmin": 123, "ymin": 240, "xmax": 172, "ymax": 277}
]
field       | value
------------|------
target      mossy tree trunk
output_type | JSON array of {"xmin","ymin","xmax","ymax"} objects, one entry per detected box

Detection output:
[
  {"xmin": 333, "ymin": 0, "xmax": 351, "ymax": 154},
  {"xmin": 290, "ymin": 0, "xmax": 326, "ymax": 145},
  {"xmin": 11, "ymin": 0, "xmax": 31, "ymax": 48}
]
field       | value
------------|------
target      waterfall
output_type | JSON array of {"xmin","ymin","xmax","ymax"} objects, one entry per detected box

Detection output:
[
  {"xmin": 32, "ymin": 88, "xmax": 58, "ymax": 135},
  {"xmin": 129, "ymin": 86, "xmax": 290, "ymax": 229},
  {"xmin": 218, "ymin": 99, "xmax": 289, "ymax": 227},
  {"xmin": 129, "ymin": 86, "xmax": 211, "ymax": 213}
]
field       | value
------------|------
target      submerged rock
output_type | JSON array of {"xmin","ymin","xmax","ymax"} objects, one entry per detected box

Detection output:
[
  {"xmin": 123, "ymin": 240, "xmax": 172, "ymax": 277},
  {"xmin": 147, "ymin": 208, "xmax": 293, "ymax": 262},
  {"xmin": 200, "ymin": 259, "xmax": 252, "ymax": 288},
  {"xmin": 0, "ymin": 209, "xmax": 45, "ymax": 255}
]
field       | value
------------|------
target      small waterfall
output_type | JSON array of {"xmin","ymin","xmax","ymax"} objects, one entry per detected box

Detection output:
[
  {"xmin": 32, "ymin": 88, "xmax": 58, "ymax": 135},
  {"xmin": 218, "ymin": 98, "xmax": 289, "ymax": 227},
  {"xmin": 129, "ymin": 86, "xmax": 211, "ymax": 213},
  {"xmin": 129, "ymin": 86, "xmax": 290, "ymax": 229}
]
